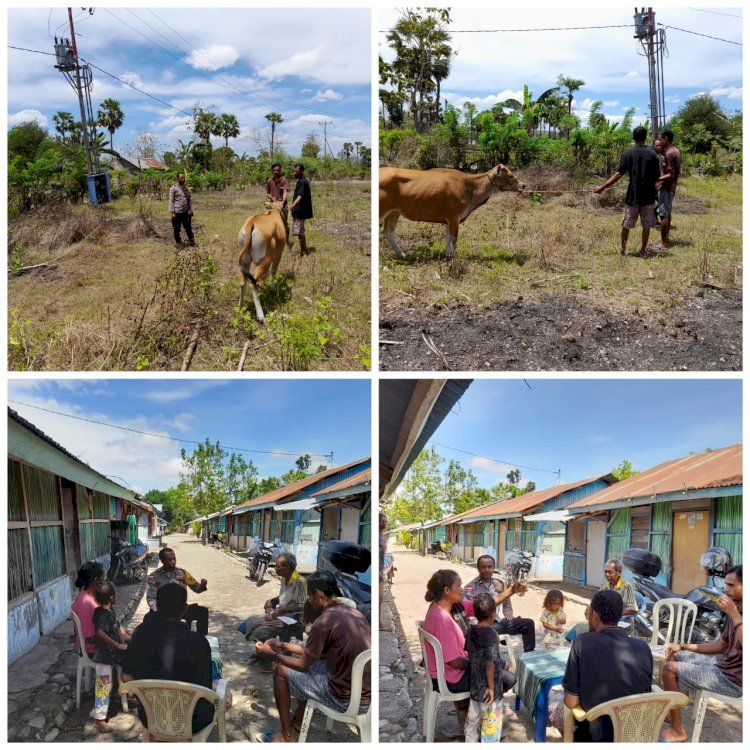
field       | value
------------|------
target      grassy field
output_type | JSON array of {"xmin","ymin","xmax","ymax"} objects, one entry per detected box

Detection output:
[
  {"xmin": 380, "ymin": 173, "xmax": 742, "ymax": 317},
  {"xmin": 8, "ymin": 181, "xmax": 371, "ymax": 371}
]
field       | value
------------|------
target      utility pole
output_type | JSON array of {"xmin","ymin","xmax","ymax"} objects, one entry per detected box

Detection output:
[
  {"xmin": 320, "ymin": 120, "xmax": 333, "ymax": 158},
  {"xmin": 634, "ymin": 7, "xmax": 665, "ymax": 139},
  {"xmin": 646, "ymin": 8, "xmax": 659, "ymax": 139},
  {"xmin": 68, "ymin": 8, "xmax": 93, "ymax": 174}
]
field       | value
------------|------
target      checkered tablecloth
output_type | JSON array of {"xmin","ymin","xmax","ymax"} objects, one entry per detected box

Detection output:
[
  {"xmin": 517, "ymin": 648, "xmax": 569, "ymax": 724},
  {"xmin": 205, "ymin": 635, "xmax": 223, "ymax": 680}
]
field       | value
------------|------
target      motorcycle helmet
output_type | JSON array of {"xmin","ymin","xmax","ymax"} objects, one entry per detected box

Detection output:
[{"xmin": 700, "ymin": 546, "xmax": 732, "ymax": 577}]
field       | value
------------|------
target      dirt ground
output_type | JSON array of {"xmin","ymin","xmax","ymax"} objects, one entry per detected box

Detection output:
[
  {"xmin": 379, "ymin": 288, "xmax": 741, "ymax": 371},
  {"xmin": 384, "ymin": 547, "xmax": 742, "ymax": 742},
  {"xmin": 53, "ymin": 533, "xmax": 361, "ymax": 742}
]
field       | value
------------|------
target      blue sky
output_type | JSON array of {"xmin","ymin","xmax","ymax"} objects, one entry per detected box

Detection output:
[
  {"xmin": 379, "ymin": 7, "xmax": 743, "ymax": 127},
  {"xmin": 426, "ymin": 379, "xmax": 742, "ymax": 490},
  {"xmin": 8, "ymin": 379, "xmax": 371, "ymax": 494},
  {"xmin": 8, "ymin": 7, "xmax": 371, "ymax": 157}
]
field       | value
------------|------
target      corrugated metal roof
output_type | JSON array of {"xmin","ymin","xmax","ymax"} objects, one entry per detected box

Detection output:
[
  {"xmin": 233, "ymin": 457, "xmax": 370, "ymax": 513},
  {"xmin": 445, "ymin": 475, "xmax": 615, "ymax": 523},
  {"xmin": 318, "ymin": 467, "xmax": 371, "ymax": 495},
  {"xmin": 140, "ymin": 158, "xmax": 168, "ymax": 170},
  {"xmin": 567, "ymin": 444, "xmax": 742, "ymax": 510}
]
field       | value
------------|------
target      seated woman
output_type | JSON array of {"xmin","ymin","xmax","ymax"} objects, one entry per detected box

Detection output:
[{"xmin": 71, "ymin": 561, "xmax": 106, "ymax": 658}]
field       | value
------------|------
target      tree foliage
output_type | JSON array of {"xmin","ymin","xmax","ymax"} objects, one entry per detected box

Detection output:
[
  {"xmin": 611, "ymin": 459, "xmax": 639, "ymax": 481},
  {"xmin": 97, "ymin": 98, "xmax": 125, "ymax": 150}
]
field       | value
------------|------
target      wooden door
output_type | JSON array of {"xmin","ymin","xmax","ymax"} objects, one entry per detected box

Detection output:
[
  {"xmin": 586, "ymin": 519, "xmax": 606, "ymax": 588},
  {"xmin": 671, "ymin": 510, "xmax": 710, "ymax": 594}
]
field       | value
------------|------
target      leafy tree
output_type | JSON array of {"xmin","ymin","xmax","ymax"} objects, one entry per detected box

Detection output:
[
  {"xmin": 128, "ymin": 126, "xmax": 160, "ymax": 159},
  {"xmin": 499, "ymin": 84, "xmax": 561, "ymax": 135},
  {"xmin": 386, "ymin": 446, "xmax": 445, "ymax": 526},
  {"xmin": 8, "ymin": 121, "xmax": 49, "ymax": 166},
  {"xmin": 611, "ymin": 460, "xmax": 639, "ymax": 481},
  {"xmin": 341, "ymin": 142, "xmax": 354, "ymax": 161},
  {"xmin": 301, "ymin": 133, "xmax": 321, "ymax": 159},
  {"xmin": 175, "ymin": 139, "xmax": 194, "ymax": 169},
  {"xmin": 265, "ymin": 112, "xmax": 284, "ymax": 158},
  {"xmin": 671, "ymin": 94, "xmax": 732, "ymax": 153},
  {"xmin": 217, "ymin": 113, "xmax": 240, "ymax": 148},
  {"xmin": 53, "ymin": 111, "xmax": 75, "ymax": 143},
  {"xmin": 384, "ymin": 7, "xmax": 453, "ymax": 132},
  {"xmin": 97, "ymin": 98, "xmax": 124, "ymax": 150}
]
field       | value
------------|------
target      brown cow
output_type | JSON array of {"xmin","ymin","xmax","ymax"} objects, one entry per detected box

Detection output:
[
  {"xmin": 237, "ymin": 201, "xmax": 289, "ymax": 323},
  {"xmin": 379, "ymin": 164, "xmax": 524, "ymax": 258}
]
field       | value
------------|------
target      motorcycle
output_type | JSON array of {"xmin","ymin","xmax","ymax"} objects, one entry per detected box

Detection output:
[
  {"xmin": 623, "ymin": 546, "xmax": 730, "ymax": 644},
  {"xmin": 246, "ymin": 538, "xmax": 282, "ymax": 586},
  {"xmin": 319, "ymin": 539, "xmax": 372, "ymax": 623},
  {"xmin": 108, "ymin": 535, "xmax": 149, "ymax": 583},
  {"xmin": 502, "ymin": 549, "xmax": 534, "ymax": 593}
]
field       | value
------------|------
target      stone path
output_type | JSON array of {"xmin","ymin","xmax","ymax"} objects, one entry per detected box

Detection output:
[
  {"xmin": 379, "ymin": 547, "xmax": 741, "ymax": 743},
  {"xmin": 10, "ymin": 533, "xmax": 360, "ymax": 742}
]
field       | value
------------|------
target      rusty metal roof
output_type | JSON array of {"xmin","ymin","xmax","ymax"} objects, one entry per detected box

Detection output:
[
  {"xmin": 233, "ymin": 457, "xmax": 370, "ymax": 512},
  {"xmin": 567, "ymin": 444, "xmax": 742, "ymax": 511},
  {"xmin": 320, "ymin": 467, "xmax": 371, "ymax": 495},
  {"xmin": 438, "ymin": 475, "xmax": 615, "ymax": 524}
]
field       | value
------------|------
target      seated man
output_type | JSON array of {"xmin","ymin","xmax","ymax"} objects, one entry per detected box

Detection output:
[
  {"xmin": 562, "ymin": 589, "xmax": 653, "ymax": 742},
  {"xmin": 255, "ymin": 570, "xmax": 371, "ymax": 743},
  {"xmin": 242, "ymin": 553, "xmax": 307, "ymax": 642},
  {"xmin": 463, "ymin": 554, "xmax": 536, "ymax": 652},
  {"xmin": 122, "ymin": 583, "xmax": 214, "ymax": 737},
  {"xmin": 660, "ymin": 565, "xmax": 743, "ymax": 742},
  {"xmin": 146, "ymin": 547, "xmax": 209, "ymax": 635}
]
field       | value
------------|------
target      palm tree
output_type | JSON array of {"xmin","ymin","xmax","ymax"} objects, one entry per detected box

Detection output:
[
  {"xmin": 97, "ymin": 98, "xmax": 125, "ymax": 150},
  {"xmin": 53, "ymin": 111, "xmax": 75, "ymax": 143},
  {"xmin": 192, "ymin": 107, "xmax": 218, "ymax": 144},
  {"xmin": 342, "ymin": 142, "xmax": 353, "ymax": 161},
  {"xmin": 265, "ymin": 112, "xmax": 283, "ymax": 158},
  {"xmin": 556, "ymin": 75, "xmax": 586, "ymax": 115},
  {"xmin": 498, "ymin": 84, "xmax": 560, "ymax": 135},
  {"xmin": 354, "ymin": 140, "xmax": 363, "ymax": 162},
  {"xmin": 217, "ymin": 113, "xmax": 240, "ymax": 148}
]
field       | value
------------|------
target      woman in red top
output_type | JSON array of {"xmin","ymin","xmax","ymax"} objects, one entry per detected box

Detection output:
[{"xmin": 71, "ymin": 561, "xmax": 105, "ymax": 656}]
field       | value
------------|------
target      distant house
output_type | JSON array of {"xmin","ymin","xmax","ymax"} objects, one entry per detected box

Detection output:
[
  {"xmin": 563, "ymin": 444, "xmax": 742, "ymax": 591},
  {"xmin": 430, "ymin": 475, "xmax": 617, "ymax": 577},
  {"xmin": 109, "ymin": 155, "xmax": 169, "ymax": 173},
  {"xmin": 197, "ymin": 458, "xmax": 372, "ymax": 575},
  {"xmin": 7, "ymin": 409, "xmax": 155, "ymax": 663}
]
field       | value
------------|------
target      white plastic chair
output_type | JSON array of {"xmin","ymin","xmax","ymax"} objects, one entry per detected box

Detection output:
[
  {"xmin": 691, "ymin": 689, "xmax": 742, "ymax": 742},
  {"xmin": 649, "ymin": 598, "xmax": 697, "ymax": 661},
  {"xmin": 119, "ymin": 678, "xmax": 228, "ymax": 742},
  {"xmin": 70, "ymin": 607, "xmax": 128, "ymax": 712},
  {"xmin": 297, "ymin": 649, "xmax": 371, "ymax": 743},
  {"xmin": 417, "ymin": 624, "xmax": 471, "ymax": 743}
]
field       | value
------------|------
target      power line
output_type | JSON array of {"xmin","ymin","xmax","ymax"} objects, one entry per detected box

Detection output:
[
  {"xmin": 657, "ymin": 23, "xmax": 742, "ymax": 46},
  {"xmin": 380, "ymin": 24, "xmax": 632, "ymax": 33},
  {"xmin": 688, "ymin": 8, "xmax": 743, "ymax": 20},
  {"xmin": 9, "ymin": 401, "xmax": 332, "ymax": 460},
  {"xmin": 429, "ymin": 441, "xmax": 560, "ymax": 476}
]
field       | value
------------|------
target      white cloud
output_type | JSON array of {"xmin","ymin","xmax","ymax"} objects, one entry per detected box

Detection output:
[
  {"xmin": 467, "ymin": 457, "xmax": 514, "ymax": 475},
  {"xmin": 602, "ymin": 99, "xmax": 619, "ymax": 108},
  {"xmin": 709, "ymin": 85, "xmax": 742, "ymax": 100},
  {"xmin": 312, "ymin": 89, "xmax": 343, "ymax": 102},
  {"xmin": 625, "ymin": 70, "xmax": 640, "ymax": 79},
  {"xmin": 665, "ymin": 95, "xmax": 681, "ymax": 104},
  {"xmin": 185, "ymin": 45, "xmax": 239, "ymax": 72},
  {"xmin": 257, "ymin": 49, "xmax": 323, "ymax": 80},
  {"xmin": 9, "ymin": 109, "xmax": 47, "ymax": 127},
  {"xmin": 300, "ymin": 88, "xmax": 312, "ymax": 94}
]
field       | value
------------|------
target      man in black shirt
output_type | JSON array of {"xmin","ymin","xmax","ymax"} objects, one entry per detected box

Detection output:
[
  {"xmin": 122, "ymin": 583, "xmax": 214, "ymax": 737},
  {"xmin": 290, "ymin": 163, "xmax": 313, "ymax": 257},
  {"xmin": 595, "ymin": 126, "xmax": 660, "ymax": 256},
  {"xmin": 562, "ymin": 589, "xmax": 653, "ymax": 742}
]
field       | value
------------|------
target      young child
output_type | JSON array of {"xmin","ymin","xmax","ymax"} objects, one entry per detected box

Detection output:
[
  {"xmin": 464, "ymin": 593, "xmax": 517, "ymax": 743},
  {"xmin": 92, "ymin": 581, "xmax": 130, "ymax": 733},
  {"xmin": 540, "ymin": 589, "xmax": 567, "ymax": 649}
]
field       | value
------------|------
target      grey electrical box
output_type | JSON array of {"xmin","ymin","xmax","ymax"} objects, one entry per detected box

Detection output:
[
  {"xmin": 54, "ymin": 39, "xmax": 76, "ymax": 71},
  {"xmin": 633, "ymin": 10, "xmax": 651, "ymax": 39}
]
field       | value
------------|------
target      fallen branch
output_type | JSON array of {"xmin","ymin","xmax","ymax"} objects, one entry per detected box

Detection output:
[
  {"xmin": 379, "ymin": 340, "xmax": 403, "ymax": 345},
  {"xmin": 181, "ymin": 325, "xmax": 201, "ymax": 371},
  {"xmin": 422, "ymin": 330, "xmax": 451, "ymax": 370},
  {"xmin": 237, "ymin": 339, "xmax": 251, "ymax": 371}
]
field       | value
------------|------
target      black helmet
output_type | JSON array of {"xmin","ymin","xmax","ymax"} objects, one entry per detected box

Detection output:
[{"xmin": 700, "ymin": 546, "xmax": 732, "ymax": 576}]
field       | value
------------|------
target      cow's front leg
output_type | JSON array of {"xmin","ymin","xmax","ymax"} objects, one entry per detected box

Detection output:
[
  {"xmin": 383, "ymin": 212, "xmax": 405, "ymax": 258},
  {"xmin": 445, "ymin": 218, "xmax": 459, "ymax": 258}
]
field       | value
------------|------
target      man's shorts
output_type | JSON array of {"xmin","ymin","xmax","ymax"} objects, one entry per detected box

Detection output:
[
  {"xmin": 287, "ymin": 660, "xmax": 369, "ymax": 714},
  {"xmin": 622, "ymin": 203, "xmax": 658, "ymax": 229},
  {"xmin": 292, "ymin": 218, "xmax": 306, "ymax": 237},
  {"xmin": 673, "ymin": 651, "xmax": 742, "ymax": 697},
  {"xmin": 657, "ymin": 189, "xmax": 674, "ymax": 218}
]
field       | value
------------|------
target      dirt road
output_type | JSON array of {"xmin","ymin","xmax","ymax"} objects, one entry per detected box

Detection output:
[
  {"xmin": 386, "ymin": 547, "xmax": 741, "ymax": 742},
  {"xmin": 55, "ymin": 533, "xmax": 361, "ymax": 742}
]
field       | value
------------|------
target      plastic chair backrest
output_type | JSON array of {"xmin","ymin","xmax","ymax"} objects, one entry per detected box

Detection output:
[
  {"xmin": 70, "ymin": 607, "xmax": 93, "ymax": 661},
  {"xmin": 585, "ymin": 690, "xmax": 689, "ymax": 742},
  {"xmin": 122, "ymin": 679, "xmax": 219, "ymax": 742},
  {"xmin": 651, "ymin": 598, "xmax": 697, "ymax": 648},
  {"xmin": 417, "ymin": 626, "xmax": 453, "ymax": 696},
  {"xmin": 341, "ymin": 649, "xmax": 371, "ymax": 718}
]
